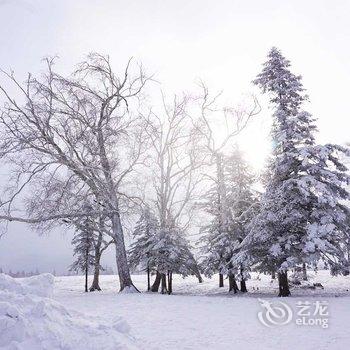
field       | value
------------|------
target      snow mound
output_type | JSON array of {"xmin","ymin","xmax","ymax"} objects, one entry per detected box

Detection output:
[
  {"xmin": 0, "ymin": 273, "xmax": 54, "ymax": 297},
  {"xmin": 0, "ymin": 274, "xmax": 138, "ymax": 350}
]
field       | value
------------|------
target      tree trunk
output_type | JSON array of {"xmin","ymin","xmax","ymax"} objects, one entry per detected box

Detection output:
[
  {"xmin": 271, "ymin": 269, "xmax": 276, "ymax": 279},
  {"xmin": 240, "ymin": 266, "xmax": 247, "ymax": 292},
  {"xmin": 239, "ymin": 267, "xmax": 247, "ymax": 292},
  {"xmin": 98, "ymin": 132, "xmax": 137, "ymax": 292},
  {"xmin": 302, "ymin": 263, "xmax": 308, "ymax": 281},
  {"xmin": 90, "ymin": 214, "xmax": 107, "ymax": 292},
  {"xmin": 191, "ymin": 263, "xmax": 203, "ymax": 283},
  {"xmin": 89, "ymin": 252, "xmax": 102, "ymax": 291},
  {"xmin": 151, "ymin": 271, "xmax": 161, "ymax": 292},
  {"xmin": 240, "ymin": 279, "xmax": 248, "ymax": 293},
  {"xmin": 167, "ymin": 271, "xmax": 173, "ymax": 295},
  {"xmin": 147, "ymin": 266, "xmax": 151, "ymax": 291},
  {"xmin": 111, "ymin": 212, "xmax": 139, "ymax": 292},
  {"xmin": 228, "ymin": 274, "xmax": 239, "ymax": 293},
  {"xmin": 219, "ymin": 273, "xmax": 224, "ymax": 287},
  {"xmin": 216, "ymin": 153, "xmax": 229, "ymax": 290},
  {"xmin": 278, "ymin": 271, "xmax": 291, "ymax": 297},
  {"xmin": 161, "ymin": 273, "xmax": 167, "ymax": 294},
  {"xmin": 85, "ymin": 265, "xmax": 88, "ymax": 293}
]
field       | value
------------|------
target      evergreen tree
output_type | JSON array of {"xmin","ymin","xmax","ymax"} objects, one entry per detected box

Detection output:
[
  {"xmin": 128, "ymin": 206, "xmax": 159, "ymax": 291},
  {"xmin": 239, "ymin": 47, "xmax": 349, "ymax": 296},
  {"xmin": 129, "ymin": 205, "xmax": 201, "ymax": 294},
  {"xmin": 199, "ymin": 148, "xmax": 257, "ymax": 293},
  {"xmin": 198, "ymin": 152, "xmax": 233, "ymax": 289},
  {"xmin": 327, "ymin": 149, "xmax": 350, "ymax": 276},
  {"xmin": 226, "ymin": 147, "xmax": 259, "ymax": 292},
  {"xmin": 148, "ymin": 223, "xmax": 197, "ymax": 294},
  {"xmin": 69, "ymin": 212, "xmax": 96, "ymax": 292}
]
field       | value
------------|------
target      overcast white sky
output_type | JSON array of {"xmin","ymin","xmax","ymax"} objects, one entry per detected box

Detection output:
[{"xmin": 0, "ymin": 0, "xmax": 349, "ymax": 274}]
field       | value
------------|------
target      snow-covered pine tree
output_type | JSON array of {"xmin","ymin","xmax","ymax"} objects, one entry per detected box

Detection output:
[
  {"xmin": 226, "ymin": 146, "xmax": 259, "ymax": 293},
  {"xmin": 128, "ymin": 206, "xmax": 159, "ymax": 291},
  {"xmin": 199, "ymin": 148, "xmax": 258, "ymax": 293},
  {"xmin": 329, "ymin": 149, "xmax": 350, "ymax": 276},
  {"xmin": 198, "ymin": 152, "xmax": 234, "ymax": 289},
  {"xmin": 69, "ymin": 210, "xmax": 96, "ymax": 292},
  {"xmin": 149, "ymin": 226, "xmax": 178, "ymax": 294},
  {"xmin": 183, "ymin": 247, "xmax": 204, "ymax": 284},
  {"xmin": 148, "ymin": 223, "xmax": 199, "ymax": 294},
  {"xmin": 239, "ymin": 47, "xmax": 349, "ymax": 296}
]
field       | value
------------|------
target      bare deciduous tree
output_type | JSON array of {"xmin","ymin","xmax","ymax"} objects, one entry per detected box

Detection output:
[
  {"xmin": 143, "ymin": 94, "xmax": 205, "ymax": 228},
  {"xmin": 140, "ymin": 93, "xmax": 205, "ymax": 291},
  {"xmin": 0, "ymin": 53, "xmax": 151, "ymax": 291}
]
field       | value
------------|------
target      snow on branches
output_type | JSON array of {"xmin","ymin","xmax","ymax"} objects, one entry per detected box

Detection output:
[{"xmin": 239, "ymin": 47, "xmax": 350, "ymax": 296}]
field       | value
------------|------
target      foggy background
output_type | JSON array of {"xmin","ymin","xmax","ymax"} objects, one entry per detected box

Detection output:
[{"xmin": 0, "ymin": 0, "xmax": 349, "ymax": 274}]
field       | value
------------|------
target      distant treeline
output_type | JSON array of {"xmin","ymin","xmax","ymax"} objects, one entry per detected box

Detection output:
[{"xmin": 0, "ymin": 265, "xmax": 116, "ymax": 278}]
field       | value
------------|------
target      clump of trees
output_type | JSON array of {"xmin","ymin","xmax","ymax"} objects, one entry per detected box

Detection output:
[
  {"xmin": 0, "ymin": 48, "xmax": 348, "ymax": 297},
  {"xmin": 129, "ymin": 208, "xmax": 201, "ymax": 294}
]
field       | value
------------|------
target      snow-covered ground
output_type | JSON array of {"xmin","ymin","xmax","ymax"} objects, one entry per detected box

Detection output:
[
  {"xmin": 53, "ymin": 271, "xmax": 350, "ymax": 350},
  {"xmin": 1, "ymin": 271, "xmax": 350, "ymax": 349}
]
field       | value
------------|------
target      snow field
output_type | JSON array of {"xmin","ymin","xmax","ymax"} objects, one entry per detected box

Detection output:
[
  {"xmin": 1, "ymin": 272, "xmax": 349, "ymax": 349},
  {"xmin": 54, "ymin": 271, "xmax": 350, "ymax": 350}
]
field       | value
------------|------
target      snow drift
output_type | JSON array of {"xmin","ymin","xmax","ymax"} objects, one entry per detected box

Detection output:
[
  {"xmin": 0, "ymin": 273, "xmax": 54, "ymax": 298},
  {"xmin": 0, "ymin": 273, "xmax": 138, "ymax": 350}
]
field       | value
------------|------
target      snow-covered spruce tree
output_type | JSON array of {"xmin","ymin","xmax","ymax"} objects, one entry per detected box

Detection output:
[
  {"xmin": 148, "ymin": 223, "xmax": 198, "ymax": 295},
  {"xmin": 128, "ymin": 206, "xmax": 159, "ymax": 291},
  {"xmin": 199, "ymin": 152, "xmax": 234, "ymax": 290},
  {"xmin": 69, "ymin": 211, "xmax": 96, "ymax": 292},
  {"xmin": 199, "ymin": 148, "xmax": 257, "ymax": 293},
  {"xmin": 239, "ymin": 47, "xmax": 349, "ymax": 296},
  {"xmin": 226, "ymin": 146, "xmax": 259, "ymax": 293},
  {"xmin": 61, "ymin": 197, "xmax": 114, "ymax": 292},
  {"xmin": 148, "ymin": 222, "xmax": 202, "ymax": 294},
  {"xmin": 328, "ymin": 149, "xmax": 350, "ymax": 276}
]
